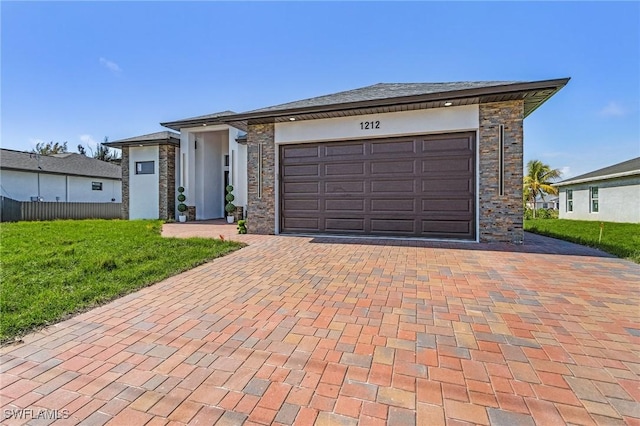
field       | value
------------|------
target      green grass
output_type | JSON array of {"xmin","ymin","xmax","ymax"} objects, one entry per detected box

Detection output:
[
  {"xmin": 525, "ymin": 219, "xmax": 640, "ymax": 263},
  {"xmin": 0, "ymin": 220, "xmax": 243, "ymax": 343}
]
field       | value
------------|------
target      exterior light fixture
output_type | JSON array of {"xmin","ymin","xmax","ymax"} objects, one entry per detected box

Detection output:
[
  {"xmin": 444, "ymin": 102, "xmax": 453, "ymax": 107},
  {"xmin": 289, "ymin": 117, "xmax": 296, "ymax": 121},
  {"xmin": 202, "ymin": 123, "xmax": 207, "ymax": 126}
]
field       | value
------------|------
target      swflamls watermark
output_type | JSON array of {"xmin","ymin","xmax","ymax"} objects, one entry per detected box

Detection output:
[{"xmin": 3, "ymin": 408, "xmax": 70, "ymax": 420}]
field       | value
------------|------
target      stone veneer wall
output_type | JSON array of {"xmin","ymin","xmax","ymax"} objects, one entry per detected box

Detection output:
[
  {"xmin": 246, "ymin": 123, "xmax": 276, "ymax": 234},
  {"xmin": 121, "ymin": 147, "xmax": 130, "ymax": 219},
  {"xmin": 158, "ymin": 144, "xmax": 176, "ymax": 220},
  {"xmin": 478, "ymin": 100, "xmax": 524, "ymax": 243}
]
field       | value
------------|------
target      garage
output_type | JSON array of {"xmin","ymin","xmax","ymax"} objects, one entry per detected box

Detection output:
[{"xmin": 280, "ymin": 132, "xmax": 476, "ymax": 240}]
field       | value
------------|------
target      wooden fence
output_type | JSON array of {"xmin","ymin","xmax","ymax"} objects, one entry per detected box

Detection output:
[{"xmin": 0, "ymin": 197, "xmax": 122, "ymax": 222}]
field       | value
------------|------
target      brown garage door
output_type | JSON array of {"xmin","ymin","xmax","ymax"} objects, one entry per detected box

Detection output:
[{"xmin": 280, "ymin": 132, "xmax": 476, "ymax": 240}]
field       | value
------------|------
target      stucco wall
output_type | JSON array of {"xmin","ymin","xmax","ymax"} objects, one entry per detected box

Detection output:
[
  {"xmin": 230, "ymin": 133, "xmax": 248, "ymax": 212},
  {"xmin": 559, "ymin": 176, "xmax": 640, "ymax": 223},
  {"xmin": 0, "ymin": 169, "xmax": 121, "ymax": 203},
  {"xmin": 129, "ymin": 146, "xmax": 159, "ymax": 219},
  {"xmin": 274, "ymin": 105, "xmax": 479, "ymax": 144}
]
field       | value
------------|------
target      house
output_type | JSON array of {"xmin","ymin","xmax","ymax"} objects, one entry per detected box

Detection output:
[
  {"xmin": 0, "ymin": 149, "xmax": 122, "ymax": 203},
  {"xmin": 527, "ymin": 195, "xmax": 559, "ymax": 210},
  {"xmin": 106, "ymin": 78, "xmax": 569, "ymax": 242},
  {"xmin": 556, "ymin": 157, "xmax": 640, "ymax": 223}
]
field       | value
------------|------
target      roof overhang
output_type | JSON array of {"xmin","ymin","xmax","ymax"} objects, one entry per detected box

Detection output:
[
  {"xmin": 104, "ymin": 133, "xmax": 181, "ymax": 148},
  {"xmin": 218, "ymin": 78, "xmax": 570, "ymax": 126},
  {"xmin": 161, "ymin": 116, "xmax": 248, "ymax": 133},
  {"xmin": 555, "ymin": 170, "xmax": 640, "ymax": 186}
]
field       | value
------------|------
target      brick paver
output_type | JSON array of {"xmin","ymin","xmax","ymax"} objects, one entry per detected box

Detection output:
[{"xmin": 1, "ymin": 221, "xmax": 639, "ymax": 424}]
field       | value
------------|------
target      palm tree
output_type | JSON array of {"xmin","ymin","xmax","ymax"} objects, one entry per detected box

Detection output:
[{"xmin": 523, "ymin": 160, "xmax": 562, "ymax": 218}]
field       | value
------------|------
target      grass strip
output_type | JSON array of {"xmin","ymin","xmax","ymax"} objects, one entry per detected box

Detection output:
[
  {"xmin": 525, "ymin": 219, "xmax": 640, "ymax": 263},
  {"xmin": 0, "ymin": 219, "xmax": 243, "ymax": 342}
]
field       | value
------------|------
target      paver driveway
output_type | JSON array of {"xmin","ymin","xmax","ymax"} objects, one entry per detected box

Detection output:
[{"xmin": 1, "ymin": 223, "xmax": 639, "ymax": 425}]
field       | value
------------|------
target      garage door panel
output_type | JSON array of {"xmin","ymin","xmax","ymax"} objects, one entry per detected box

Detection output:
[
  {"xmin": 421, "ymin": 137, "xmax": 472, "ymax": 153},
  {"xmin": 371, "ymin": 140, "xmax": 416, "ymax": 154},
  {"xmin": 325, "ymin": 181, "xmax": 365, "ymax": 194},
  {"xmin": 371, "ymin": 180, "xmax": 415, "ymax": 193},
  {"xmin": 371, "ymin": 160, "xmax": 415, "ymax": 174},
  {"xmin": 422, "ymin": 157, "xmax": 472, "ymax": 173},
  {"xmin": 284, "ymin": 182, "xmax": 320, "ymax": 194},
  {"xmin": 422, "ymin": 178, "xmax": 472, "ymax": 193},
  {"xmin": 281, "ymin": 132, "xmax": 476, "ymax": 240},
  {"xmin": 284, "ymin": 199, "xmax": 319, "ymax": 211},
  {"xmin": 325, "ymin": 218, "xmax": 365, "ymax": 232},
  {"xmin": 325, "ymin": 163, "xmax": 365, "ymax": 176},
  {"xmin": 422, "ymin": 220, "xmax": 470, "ymax": 235},
  {"xmin": 284, "ymin": 164, "xmax": 320, "ymax": 177},
  {"xmin": 325, "ymin": 199, "xmax": 365, "ymax": 212},
  {"xmin": 371, "ymin": 219, "xmax": 415, "ymax": 233},
  {"xmin": 371, "ymin": 199, "xmax": 415, "ymax": 212},
  {"xmin": 283, "ymin": 217, "xmax": 319, "ymax": 231},
  {"xmin": 422, "ymin": 199, "xmax": 472, "ymax": 213},
  {"xmin": 325, "ymin": 143, "xmax": 364, "ymax": 157},
  {"xmin": 283, "ymin": 145, "xmax": 320, "ymax": 159}
]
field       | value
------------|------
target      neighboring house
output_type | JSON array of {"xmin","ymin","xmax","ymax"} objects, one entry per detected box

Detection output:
[
  {"xmin": 526, "ymin": 195, "xmax": 559, "ymax": 210},
  {"xmin": 0, "ymin": 149, "xmax": 122, "ymax": 203},
  {"xmin": 106, "ymin": 78, "xmax": 569, "ymax": 242},
  {"xmin": 556, "ymin": 157, "xmax": 640, "ymax": 223}
]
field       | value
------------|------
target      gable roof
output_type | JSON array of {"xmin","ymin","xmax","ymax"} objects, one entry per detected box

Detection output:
[
  {"xmin": 0, "ymin": 149, "xmax": 121, "ymax": 180},
  {"xmin": 105, "ymin": 131, "xmax": 180, "ymax": 147},
  {"xmin": 216, "ymin": 78, "xmax": 570, "ymax": 126},
  {"xmin": 556, "ymin": 157, "xmax": 640, "ymax": 186},
  {"xmin": 160, "ymin": 111, "xmax": 243, "ymax": 132}
]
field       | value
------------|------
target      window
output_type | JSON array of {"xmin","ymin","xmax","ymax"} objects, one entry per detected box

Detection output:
[
  {"xmin": 590, "ymin": 187, "xmax": 599, "ymax": 213},
  {"xmin": 136, "ymin": 161, "xmax": 154, "ymax": 175},
  {"xmin": 92, "ymin": 182, "xmax": 103, "ymax": 191},
  {"xmin": 566, "ymin": 189, "xmax": 573, "ymax": 212},
  {"xmin": 224, "ymin": 155, "xmax": 229, "ymax": 167}
]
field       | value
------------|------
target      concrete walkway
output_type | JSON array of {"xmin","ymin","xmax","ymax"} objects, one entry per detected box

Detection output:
[{"xmin": 1, "ymin": 222, "xmax": 639, "ymax": 425}]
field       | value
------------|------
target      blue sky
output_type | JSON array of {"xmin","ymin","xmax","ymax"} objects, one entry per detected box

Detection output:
[{"xmin": 2, "ymin": 1, "xmax": 638, "ymax": 179}]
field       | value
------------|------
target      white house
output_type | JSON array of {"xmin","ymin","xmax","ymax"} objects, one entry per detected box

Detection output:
[
  {"xmin": 105, "ymin": 126, "xmax": 247, "ymax": 221},
  {"xmin": 556, "ymin": 157, "xmax": 640, "ymax": 223},
  {"xmin": 108, "ymin": 78, "xmax": 570, "ymax": 242},
  {"xmin": 0, "ymin": 149, "xmax": 122, "ymax": 203}
]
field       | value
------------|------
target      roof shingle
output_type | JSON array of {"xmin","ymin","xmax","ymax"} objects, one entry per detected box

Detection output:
[
  {"xmin": 556, "ymin": 157, "xmax": 640, "ymax": 186},
  {"xmin": 0, "ymin": 149, "xmax": 121, "ymax": 179},
  {"xmin": 246, "ymin": 81, "xmax": 519, "ymax": 113}
]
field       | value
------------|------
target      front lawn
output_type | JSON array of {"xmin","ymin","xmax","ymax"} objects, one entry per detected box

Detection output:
[
  {"xmin": 0, "ymin": 220, "xmax": 243, "ymax": 343},
  {"xmin": 525, "ymin": 219, "xmax": 640, "ymax": 263}
]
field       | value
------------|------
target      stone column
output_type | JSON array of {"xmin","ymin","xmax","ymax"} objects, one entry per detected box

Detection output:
[
  {"xmin": 478, "ymin": 100, "xmax": 524, "ymax": 243},
  {"xmin": 247, "ymin": 123, "xmax": 276, "ymax": 234},
  {"xmin": 158, "ymin": 144, "xmax": 176, "ymax": 220}
]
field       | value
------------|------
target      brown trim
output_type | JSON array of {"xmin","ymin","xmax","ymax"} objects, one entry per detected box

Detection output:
[{"xmin": 104, "ymin": 139, "xmax": 180, "ymax": 148}]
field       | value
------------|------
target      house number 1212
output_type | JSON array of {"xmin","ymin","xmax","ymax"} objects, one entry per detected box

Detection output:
[{"xmin": 360, "ymin": 121, "xmax": 380, "ymax": 130}]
